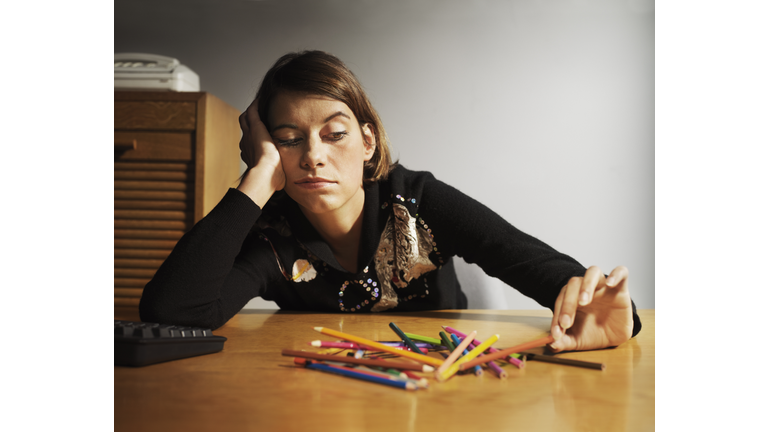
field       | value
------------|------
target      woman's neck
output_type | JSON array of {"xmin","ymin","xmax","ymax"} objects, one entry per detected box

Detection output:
[{"xmin": 299, "ymin": 187, "xmax": 366, "ymax": 273}]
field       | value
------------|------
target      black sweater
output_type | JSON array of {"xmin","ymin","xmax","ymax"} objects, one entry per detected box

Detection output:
[{"xmin": 140, "ymin": 165, "xmax": 642, "ymax": 337}]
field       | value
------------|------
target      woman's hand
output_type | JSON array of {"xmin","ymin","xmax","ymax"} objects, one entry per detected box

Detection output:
[
  {"xmin": 236, "ymin": 98, "xmax": 286, "ymax": 207},
  {"xmin": 548, "ymin": 265, "xmax": 634, "ymax": 352}
]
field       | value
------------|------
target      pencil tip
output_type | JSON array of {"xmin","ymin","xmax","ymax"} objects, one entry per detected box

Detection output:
[
  {"xmin": 313, "ymin": 327, "xmax": 323, "ymax": 332},
  {"xmin": 423, "ymin": 365, "xmax": 435, "ymax": 373}
]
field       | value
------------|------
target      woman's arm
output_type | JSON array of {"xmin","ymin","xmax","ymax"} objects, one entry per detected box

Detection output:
[
  {"xmin": 418, "ymin": 176, "xmax": 639, "ymax": 350},
  {"xmin": 139, "ymin": 189, "xmax": 284, "ymax": 329},
  {"xmin": 139, "ymin": 99, "xmax": 287, "ymax": 329}
]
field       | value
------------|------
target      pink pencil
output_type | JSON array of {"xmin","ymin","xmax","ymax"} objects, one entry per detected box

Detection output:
[
  {"xmin": 435, "ymin": 330, "xmax": 476, "ymax": 375},
  {"xmin": 444, "ymin": 326, "xmax": 524, "ymax": 369}
]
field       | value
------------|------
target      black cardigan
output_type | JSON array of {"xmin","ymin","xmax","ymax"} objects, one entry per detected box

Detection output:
[{"xmin": 140, "ymin": 165, "xmax": 642, "ymax": 337}]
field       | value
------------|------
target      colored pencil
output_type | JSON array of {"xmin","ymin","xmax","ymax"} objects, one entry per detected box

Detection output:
[
  {"xmin": 458, "ymin": 335, "xmax": 555, "ymax": 371},
  {"xmin": 461, "ymin": 337, "xmax": 507, "ymax": 378},
  {"xmin": 523, "ymin": 353, "xmax": 606, "ymax": 370},
  {"xmin": 312, "ymin": 327, "xmax": 444, "ymax": 367},
  {"xmin": 476, "ymin": 348, "xmax": 507, "ymax": 378},
  {"xmin": 389, "ymin": 322, "xmax": 425, "ymax": 355},
  {"xmin": 435, "ymin": 330, "xmax": 476, "ymax": 375},
  {"xmin": 450, "ymin": 334, "xmax": 483, "ymax": 376},
  {"xmin": 400, "ymin": 369, "xmax": 430, "ymax": 388},
  {"xmin": 444, "ymin": 326, "xmax": 524, "ymax": 369},
  {"xmin": 282, "ymin": 349, "xmax": 436, "ymax": 372},
  {"xmin": 377, "ymin": 341, "xmax": 441, "ymax": 348},
  {"xmin": 403, "ymin": 333, "xmax": 443, "ymax": 345},
  {"xmin": 309, "ymin": 340, "xmax": 438, "ymax": 349},
  {"xmin": 304, "ymin": 361, "xmax": 418, "ymax": 390},
  {"xmin": 439, "ymin": 333, "xmax": 500, "ymax": 381},
  {"xmin": 439, "ymin": 331, "xmax": 456, "ymax": 351}
]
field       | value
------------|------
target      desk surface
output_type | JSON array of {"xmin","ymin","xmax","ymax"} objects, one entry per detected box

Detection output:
[{"xmin": 115, "ymin": 308, "xmax": 654, "ymax": 432}]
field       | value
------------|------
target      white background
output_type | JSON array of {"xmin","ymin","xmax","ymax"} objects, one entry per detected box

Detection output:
[{"xmin": 5, "ymin": 1, "xmax": 767, "ymax": 429}]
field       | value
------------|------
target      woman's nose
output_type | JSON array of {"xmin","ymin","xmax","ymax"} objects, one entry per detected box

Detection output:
[{"xmin": 300, "ymin": 135, "xmax": 325, "ymax": 168}]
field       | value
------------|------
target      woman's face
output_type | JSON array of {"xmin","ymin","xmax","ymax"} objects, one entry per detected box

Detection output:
[{"xmin": 268, "ymin": 91, "xmax": 376, "ymax": 217}]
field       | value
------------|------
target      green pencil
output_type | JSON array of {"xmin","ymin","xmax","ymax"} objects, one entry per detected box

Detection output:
[
  {"xmin": 404, "ymin": 332, "xmax": 443, "ymax": 346},
  {"xmin": 439, "ymin": 331, "xmax": 456, "ymax": 351}
]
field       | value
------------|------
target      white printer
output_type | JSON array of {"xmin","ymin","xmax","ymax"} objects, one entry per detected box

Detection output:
[{"xmin": 114, "ymin": 53, "xmax": 200, "ymax": 92}]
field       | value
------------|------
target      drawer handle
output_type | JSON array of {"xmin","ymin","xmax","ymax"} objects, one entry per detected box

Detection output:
[{"xmin": 115, "ymin": 139, "xmax": 137, "ymax": 151}]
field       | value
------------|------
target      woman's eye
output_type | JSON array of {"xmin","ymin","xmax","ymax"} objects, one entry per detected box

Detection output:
[
  {"xmin": 276, "ymin": 138, "xmax": 302, "ymax": 147},
  {"xmin": 327, "ymin": 131, "xmax": 348, "ymax": 141}
]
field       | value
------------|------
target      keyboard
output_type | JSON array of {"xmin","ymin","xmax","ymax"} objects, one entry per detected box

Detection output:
[{"xmin": 115, "ymin": 320, "xmax": 227, "ymax": 367}]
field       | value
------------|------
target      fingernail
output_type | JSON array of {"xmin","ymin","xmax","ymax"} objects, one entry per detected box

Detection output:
[
  {"xmin": 552, "ymin": 324, "xmax": 562, "ymax": 340},
  {"xmin": 606, "ymin": 277, "xmax": 616, "ymax": 286},
  {"xmin": 579, "ymin": 292, "xmax": 589, "ymax": 305},
  {"xmin": 560, "ymin": 314, "xmax": 571, "ymax": 329}
]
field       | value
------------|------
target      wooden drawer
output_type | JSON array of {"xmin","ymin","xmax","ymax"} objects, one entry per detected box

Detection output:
[
  {"xmin": 115, "ymin": 131, "xmax": 193, "ymax": 162},
  {"xmin": 114, "ymin": 100, "xmax": 196, "ymax": 130}
]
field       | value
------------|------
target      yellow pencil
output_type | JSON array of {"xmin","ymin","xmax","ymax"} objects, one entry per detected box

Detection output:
[
  {"xmin": 313, "ymin": 327, "xmax": 444, "ymax": 368},
  {"xmin": 437, "ymin": 334, "xmax": 500, "ymax": 382}
]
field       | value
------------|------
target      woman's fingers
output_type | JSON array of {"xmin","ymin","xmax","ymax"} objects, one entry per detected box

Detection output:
[
  {"xmin": 605, "ymin": 265, "xmax": 629, "ymax": 288},
  {"xmin": 558, "ymin": 267, "xmax": 603, "ymax": 330},
  {"xmin": 550, "ymin": 287, "xmax": 565, "ymax": 340},
  {"xmin": 239, "ymin": 98, "xmax": 268, "ymax": 168}
]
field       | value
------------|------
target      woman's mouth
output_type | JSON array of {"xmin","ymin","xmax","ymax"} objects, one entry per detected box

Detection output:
[{"xmin": 295, "ymin": 177, "xmax": 335, "ymax": 190}]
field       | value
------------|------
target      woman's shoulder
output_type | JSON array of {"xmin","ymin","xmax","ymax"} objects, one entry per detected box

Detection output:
[
  {"xmin": 386, "ymin": 164, "xmax": 438, "ymax": 185},
  {"xmin": 379, "ymin": 164, "xmax": 451, "ymax": 207}
]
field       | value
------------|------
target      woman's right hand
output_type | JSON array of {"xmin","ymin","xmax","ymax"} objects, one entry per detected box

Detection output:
[{"xmin": 236, "ymin": 98, "xmax": 286, "ymax": 206}]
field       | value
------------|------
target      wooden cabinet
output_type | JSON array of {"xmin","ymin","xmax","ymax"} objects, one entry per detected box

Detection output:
[{"xmin": 114, "ymin": 92, "xmax": 241, "ymax": 307}]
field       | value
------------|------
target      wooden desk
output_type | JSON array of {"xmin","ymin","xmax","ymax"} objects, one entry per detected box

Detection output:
[{"xmin": 115, "ymin": 309, "xmax": 654, "ymax": 431}]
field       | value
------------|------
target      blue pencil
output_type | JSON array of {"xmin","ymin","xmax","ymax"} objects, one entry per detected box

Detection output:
[
  {"xmin": 451, "ymin": 334, "xmax": 483, "ymax": 376},
  {"xmin": 388, "ymin": 322, "xmax": 425, "ymax": 355},
  {"xmin": 305, "ymin": 362, "xmax": 418, "ymax": 390}
]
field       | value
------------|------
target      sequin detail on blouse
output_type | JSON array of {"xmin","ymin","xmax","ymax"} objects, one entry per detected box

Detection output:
[
  {"xmin": 338, "ymin": 270, "xmax": 380, "ymax": 312},
  {"xmin": 371, "ymin": 202, "xmax": 437, "ymax": 312}
]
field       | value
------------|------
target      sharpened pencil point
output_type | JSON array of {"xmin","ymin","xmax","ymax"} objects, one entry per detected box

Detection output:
[
  {"xmin": 313, "ymin": 327, "xmax": 323, "ymax": 332},
  {"xmin": 423, "ymin": 365, "xmax": 435, "ymax": 373},
  {"xmin": 310, "ymin": 340, "xmax": 321, "ymax": 347}
]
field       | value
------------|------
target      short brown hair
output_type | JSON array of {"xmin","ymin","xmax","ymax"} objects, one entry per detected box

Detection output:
[{"xmin": 255, "ymin": 51, "xmax": 395, "ymax": 184}]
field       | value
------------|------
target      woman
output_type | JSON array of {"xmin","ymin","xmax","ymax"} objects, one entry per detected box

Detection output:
[{"xmin": 140, "ymin": 50, "xmax": 640, "ymax": 352}]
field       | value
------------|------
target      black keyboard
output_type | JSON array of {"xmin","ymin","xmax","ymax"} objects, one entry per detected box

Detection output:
[{"xmin": 115, "ymin": 320, "xmax": 227, "ymax": 367}]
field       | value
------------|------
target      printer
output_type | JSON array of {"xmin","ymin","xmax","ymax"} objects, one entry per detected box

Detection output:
[{"xmin": 114, "ymin": 53, "xmax": 200, "ymax": 92}]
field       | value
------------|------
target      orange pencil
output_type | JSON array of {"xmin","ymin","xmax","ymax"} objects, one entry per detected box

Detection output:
[
  {"xmin": 313, "ymin": 327, "xmax": 444, "ymax": 368},
  {"xmin": 458, "ymin": 335, "xmax": 554, "ymax": 371}
]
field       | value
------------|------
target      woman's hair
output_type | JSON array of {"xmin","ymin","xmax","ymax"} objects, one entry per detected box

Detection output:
[{"xmin": 255, "ymin": 50, "xmax": 396, "ymax": 184}]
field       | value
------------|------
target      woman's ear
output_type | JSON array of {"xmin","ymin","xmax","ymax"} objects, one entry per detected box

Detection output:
[{"xmin": 361, "ymin": 123, "xmax": 376, "ymax": 162}]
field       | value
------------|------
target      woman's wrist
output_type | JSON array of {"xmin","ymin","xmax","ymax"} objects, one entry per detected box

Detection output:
[{"xmin": 237, "ymin": 164, "xmax": 280, "ymax": 208}]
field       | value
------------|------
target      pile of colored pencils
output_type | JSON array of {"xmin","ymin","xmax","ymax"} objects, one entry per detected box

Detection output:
[{"xmin": 282, "ymin": 322, "xmax": 603, "ymax": 391}]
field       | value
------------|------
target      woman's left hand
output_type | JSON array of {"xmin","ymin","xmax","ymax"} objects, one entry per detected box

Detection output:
[{"xmin": 548, "ymin": 265, "xmax": 634, "ymax": 352}]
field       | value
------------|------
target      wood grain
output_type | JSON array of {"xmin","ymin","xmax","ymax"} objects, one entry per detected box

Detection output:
[{"xmin": 114, "ymin": 309, "xmax": 655, "ymax": 432}]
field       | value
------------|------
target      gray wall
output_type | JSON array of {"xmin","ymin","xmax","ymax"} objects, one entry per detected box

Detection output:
[{"xmin": 115, "ymin": 0, "xmax": 654, "ymax": 310}]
